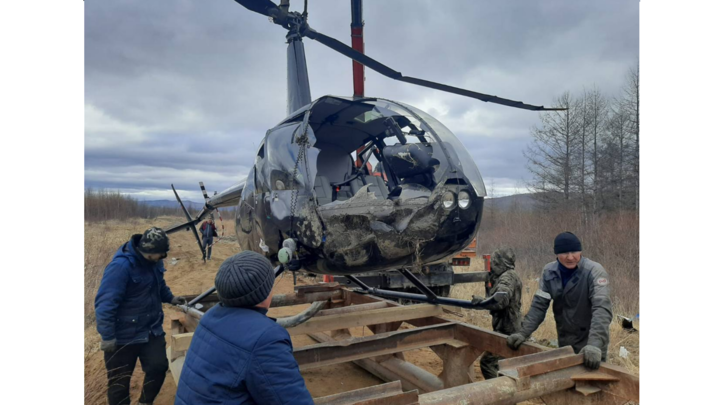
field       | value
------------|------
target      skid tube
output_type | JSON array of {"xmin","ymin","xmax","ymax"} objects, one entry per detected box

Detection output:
[{"xmin": 344, "ymin": 274, "xmax": 505, "ymax": 310}]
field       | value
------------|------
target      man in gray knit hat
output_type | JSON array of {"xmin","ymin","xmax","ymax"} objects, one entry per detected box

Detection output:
[{"xmin": 175, "ymin": 251, "xmax": 313, "ymax": 405}]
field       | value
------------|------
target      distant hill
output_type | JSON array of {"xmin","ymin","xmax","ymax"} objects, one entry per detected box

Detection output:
[
  {"xmin": 485, "ymin": 193, "xmax": 537, "ymax": 211},
  {"xmin": 142, "ymin": 199, "xmax": 203, "ymax": 210},
  {"xmin": 141, "ymin": 199, "xmax": 235, "ymax": 212}
]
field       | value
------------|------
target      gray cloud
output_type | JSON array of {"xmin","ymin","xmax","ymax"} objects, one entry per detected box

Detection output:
[{"xmin": 85, "ymin": 0, "xmax": 638, "ymax": 199}]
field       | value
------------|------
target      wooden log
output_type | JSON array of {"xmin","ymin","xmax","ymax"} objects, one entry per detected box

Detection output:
[
  {"xmin": 295, "ymin": 323, "xmax": 456, "ymax": 370},
  {"xmin": 286, "ymin": 304, "xmax": 444, "ymax": 337},
  {"xmin": 379, "ymin": 357, "xmax": 443, "ymax": 393}
]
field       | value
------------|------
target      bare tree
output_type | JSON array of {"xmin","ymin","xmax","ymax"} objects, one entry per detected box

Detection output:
[
  {"xmin": 621, "ymin": 63, "xmax": 640, "ymax": 209},
  {"xmin": 524, "ymin": 92, "xmax": 581, "ymax": 210},
  {"xmin": 584, "ymin": 85, "xmax": 608, "ymax": 214}
]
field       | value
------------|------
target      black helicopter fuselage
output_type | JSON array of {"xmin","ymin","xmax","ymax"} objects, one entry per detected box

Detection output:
[{"xmin": 234, "ymin": 95, "xmax": 486, "ymax": 275}]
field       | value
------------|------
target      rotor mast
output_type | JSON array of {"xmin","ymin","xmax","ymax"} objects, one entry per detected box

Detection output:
[
  {"xmin": 351, "ymin": 0, "xmax": 366, "ymax": 168},
  {"xmin": 284, "ymin": 0, "xmax": 312, "ymax": 115},
  {"xmin": 350, "ymin": 0, "xmax": 365, "ymax": 98}
]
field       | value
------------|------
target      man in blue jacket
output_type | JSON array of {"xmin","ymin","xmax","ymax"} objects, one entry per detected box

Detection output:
[
  {"xmin": 175, "ymin": 251, "xmax": 313, "ymax": 405},
  {"xmin": 95, "ymin": 227, "xmax": 186, "ymax": 405}
]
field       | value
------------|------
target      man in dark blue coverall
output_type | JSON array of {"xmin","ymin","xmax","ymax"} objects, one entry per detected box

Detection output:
[
  {"xmin": 95, "ymin": 227, "xmax": 186, "ymax": 405},
  {"xmin": 175, "ymin": 251, "xmax": 313, "ymax": 405}
]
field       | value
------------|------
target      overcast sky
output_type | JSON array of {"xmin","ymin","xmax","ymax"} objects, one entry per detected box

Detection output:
[{"xmin": 85, "ymin": 0, "xmax": 638, "ymax": 201}]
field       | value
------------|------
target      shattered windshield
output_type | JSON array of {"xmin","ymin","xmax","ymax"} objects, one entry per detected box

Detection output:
[{"xmin": 393, "ymin": 101, "xmax": 487, "ymax": 197}]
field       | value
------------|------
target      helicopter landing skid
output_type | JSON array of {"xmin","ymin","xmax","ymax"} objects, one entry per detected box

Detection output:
[{"xmin": 343, "ymin": 273, "xmax": 506, "ymax": 310}]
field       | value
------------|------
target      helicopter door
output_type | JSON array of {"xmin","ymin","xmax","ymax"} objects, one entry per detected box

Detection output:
[{"xmin": 260, "ymin": 113, "xmax": 323, "ymax": 249}]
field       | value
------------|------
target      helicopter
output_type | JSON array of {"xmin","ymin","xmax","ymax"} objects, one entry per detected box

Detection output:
[{"xmin": 164, "ymin": 0, "xmax": 563, "ymax": 310}]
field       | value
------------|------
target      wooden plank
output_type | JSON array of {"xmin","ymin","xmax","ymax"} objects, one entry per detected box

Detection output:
[
  {"xmin": 596, "ymin": 363, "xmax": 640, "ymax": 402},
  {"xmin": 286, "ymin": 304, "xmax": 443, "ymax": 336},
  {"xmin": 313, "ymin": 381, "xmax": 402, "ymax": 405},
  {"xmin": 454, "ymin": 323, "xmax": 548, "ymax": 358},
  {"xmin": 166, "ymin": 347, "xmax": 185, "ymax": 384},
  {"xmin": 316, "ymin": 302, "xmax": 388, "ymax": 317},
  {"xmin": 516, "ymin": 354, "xmax": 584, "ymax": 378},
  {"xmin": 294, "ymin": 323, "xmax": 456, "ymax": 370},
  {"xmin": 171, "ymin": 332, "xmax": 194, "ymax": 353},
  {"xmin": 498, "ymin": 346, "xmax": 575, "ymax": 373},
  {"xmin": 295, "ymin": 283, "xmax": 342, "ymax": 294}
]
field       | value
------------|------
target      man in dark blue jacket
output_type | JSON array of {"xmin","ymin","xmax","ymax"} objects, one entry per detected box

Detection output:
[
  {"xmin": 200, "ymin": 216, "xmax": 218, "ymax": 261},
  {"xmin": 95, "ymin": 227, "xmax": 186, "ymax": 405},
  {"xmin": 175, "ymin": 251, "xmax": 313, "ymax": 405}
]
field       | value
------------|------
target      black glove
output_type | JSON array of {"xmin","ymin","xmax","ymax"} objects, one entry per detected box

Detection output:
[
  {"xmin": 580, "ymin": 345, "xmax": 602, "ymax": 370},
  {"xmin": 100, "ymin": 339, "xmax": 117, "ymax": 352},
  {"xmin": 506, "ymin": 333, "xmax": 526, "ymax": 350},
  {"xmin": 171, "ymin": 296, "xmax": 187, "ymax": 306}
]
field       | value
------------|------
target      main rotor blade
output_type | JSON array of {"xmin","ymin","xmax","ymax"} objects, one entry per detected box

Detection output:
[
  {"xmin": 304, "ymin": 28, "xmax": 565, "ymax": 111},
  {"xmin": 233, "ymin": 0, "xmax": 280, "ymax": 18}
]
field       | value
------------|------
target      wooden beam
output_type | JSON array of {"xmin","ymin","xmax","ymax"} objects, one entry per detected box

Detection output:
[
  {"xmin": 285, "ymin": 304, "xmax": 444, "ymax": 336},
  {"xmin": 316, "ymin": 301, "xmax": 388, "ymax": 317},
  {"xmin": 166, "ymin": 347, "xmax": 185, "ymax": 384},
  {"xmin": 294, "ymin": 323, "xmax": 456, "ymax": 370},
  {"xmin": 171, "ymin": 332, "xmax": 194, "ymax": 353},
  {"xmin": 313, "ymin": 381, "xmax": 403, "ymax": 405},
  {"xmin": 454, "ymin": 322, "xmax": 548, "ymax": 358}
]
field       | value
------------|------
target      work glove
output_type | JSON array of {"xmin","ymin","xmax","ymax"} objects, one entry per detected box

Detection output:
[
  {"xmin": 580, "ymin": 345, "xmax": 602, "ymax": 370},
  {"xmin": 100, "ymin": 339, "xmax": 117, "ymax": 352},
  {"xmin": 506, "ymin": 333, "xmax": 526, "ymax": 350},
  {"xmin": 470, "ymin": 295, "xmax": 485, "ymax": 305},
  {"xmin": 171, "ymin": 296, "xmax": 187, "ymax": 306}
]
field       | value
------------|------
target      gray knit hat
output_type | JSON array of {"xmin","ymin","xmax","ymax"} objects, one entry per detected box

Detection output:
[{"xmin": 215, "ymin": 251, "xmax": 275, "ymax": 308}]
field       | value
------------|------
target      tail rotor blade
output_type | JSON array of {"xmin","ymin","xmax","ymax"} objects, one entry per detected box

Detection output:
[{"xmin": 171, "ymin": 184, "xmax": 206, "ymax": 258}]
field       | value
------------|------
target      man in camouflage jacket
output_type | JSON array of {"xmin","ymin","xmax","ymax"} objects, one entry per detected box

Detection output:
[
  {"xmin": 471, "ymin": 247, "xmax": 523, "ymax": 379},
  {"xmin": 507, "ymin": 232, "xmax": 613, "ymax": 370}
]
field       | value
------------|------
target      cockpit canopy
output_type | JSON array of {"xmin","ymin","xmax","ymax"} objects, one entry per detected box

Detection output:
[{"xmin": 276, "ymin": 96, "xmax": 486, "ymax": 205}]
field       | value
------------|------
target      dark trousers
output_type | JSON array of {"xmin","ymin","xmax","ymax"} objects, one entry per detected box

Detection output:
[
  {"xmin": 104, "ymin": 334, "xmax": 168, "ymax": 405},
  {"xmin": 202, "ymin": 239, "xmax": 213, "ymax": 260},
  {"xmin": 480, "ymin": 352, "xmax": 503, "ymax": 380}
]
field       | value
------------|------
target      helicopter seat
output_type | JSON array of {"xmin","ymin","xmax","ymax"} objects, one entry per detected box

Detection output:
[{"xmin": 313, "ymin": 175, "xmax": 333, "ymax": 205}]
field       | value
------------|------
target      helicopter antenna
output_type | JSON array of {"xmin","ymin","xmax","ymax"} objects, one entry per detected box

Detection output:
[{"xmin": 232, "ymin": 0, "xmax": 565, "ymax": 111}]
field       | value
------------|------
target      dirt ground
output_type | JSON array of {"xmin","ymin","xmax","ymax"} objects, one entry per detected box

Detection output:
[{"xmin": 84, "ymin": 216, "xmax": 639, "ymax": 404}]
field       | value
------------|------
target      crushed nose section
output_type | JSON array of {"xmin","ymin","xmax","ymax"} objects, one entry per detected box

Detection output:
[{"xmin": 316, "ymin": 182, "xmax": 480, "ymax": 274}]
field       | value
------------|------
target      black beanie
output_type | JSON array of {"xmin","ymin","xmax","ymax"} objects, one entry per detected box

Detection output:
[
  {"xmin": 215, "ymin": 251, "xmax": 275, "ymax": 308},
  {"xmin": 137, "ymin": 227, "xmax": 170, "ymax": 254},
  {"xmin": 554, "ymin": 232, "xmax": 582, "ymax": 254}
]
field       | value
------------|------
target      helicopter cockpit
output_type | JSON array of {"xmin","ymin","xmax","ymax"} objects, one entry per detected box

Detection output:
[{"xmin": 251, "ymin": 96, "xmax": 487, "ymax": 274}]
